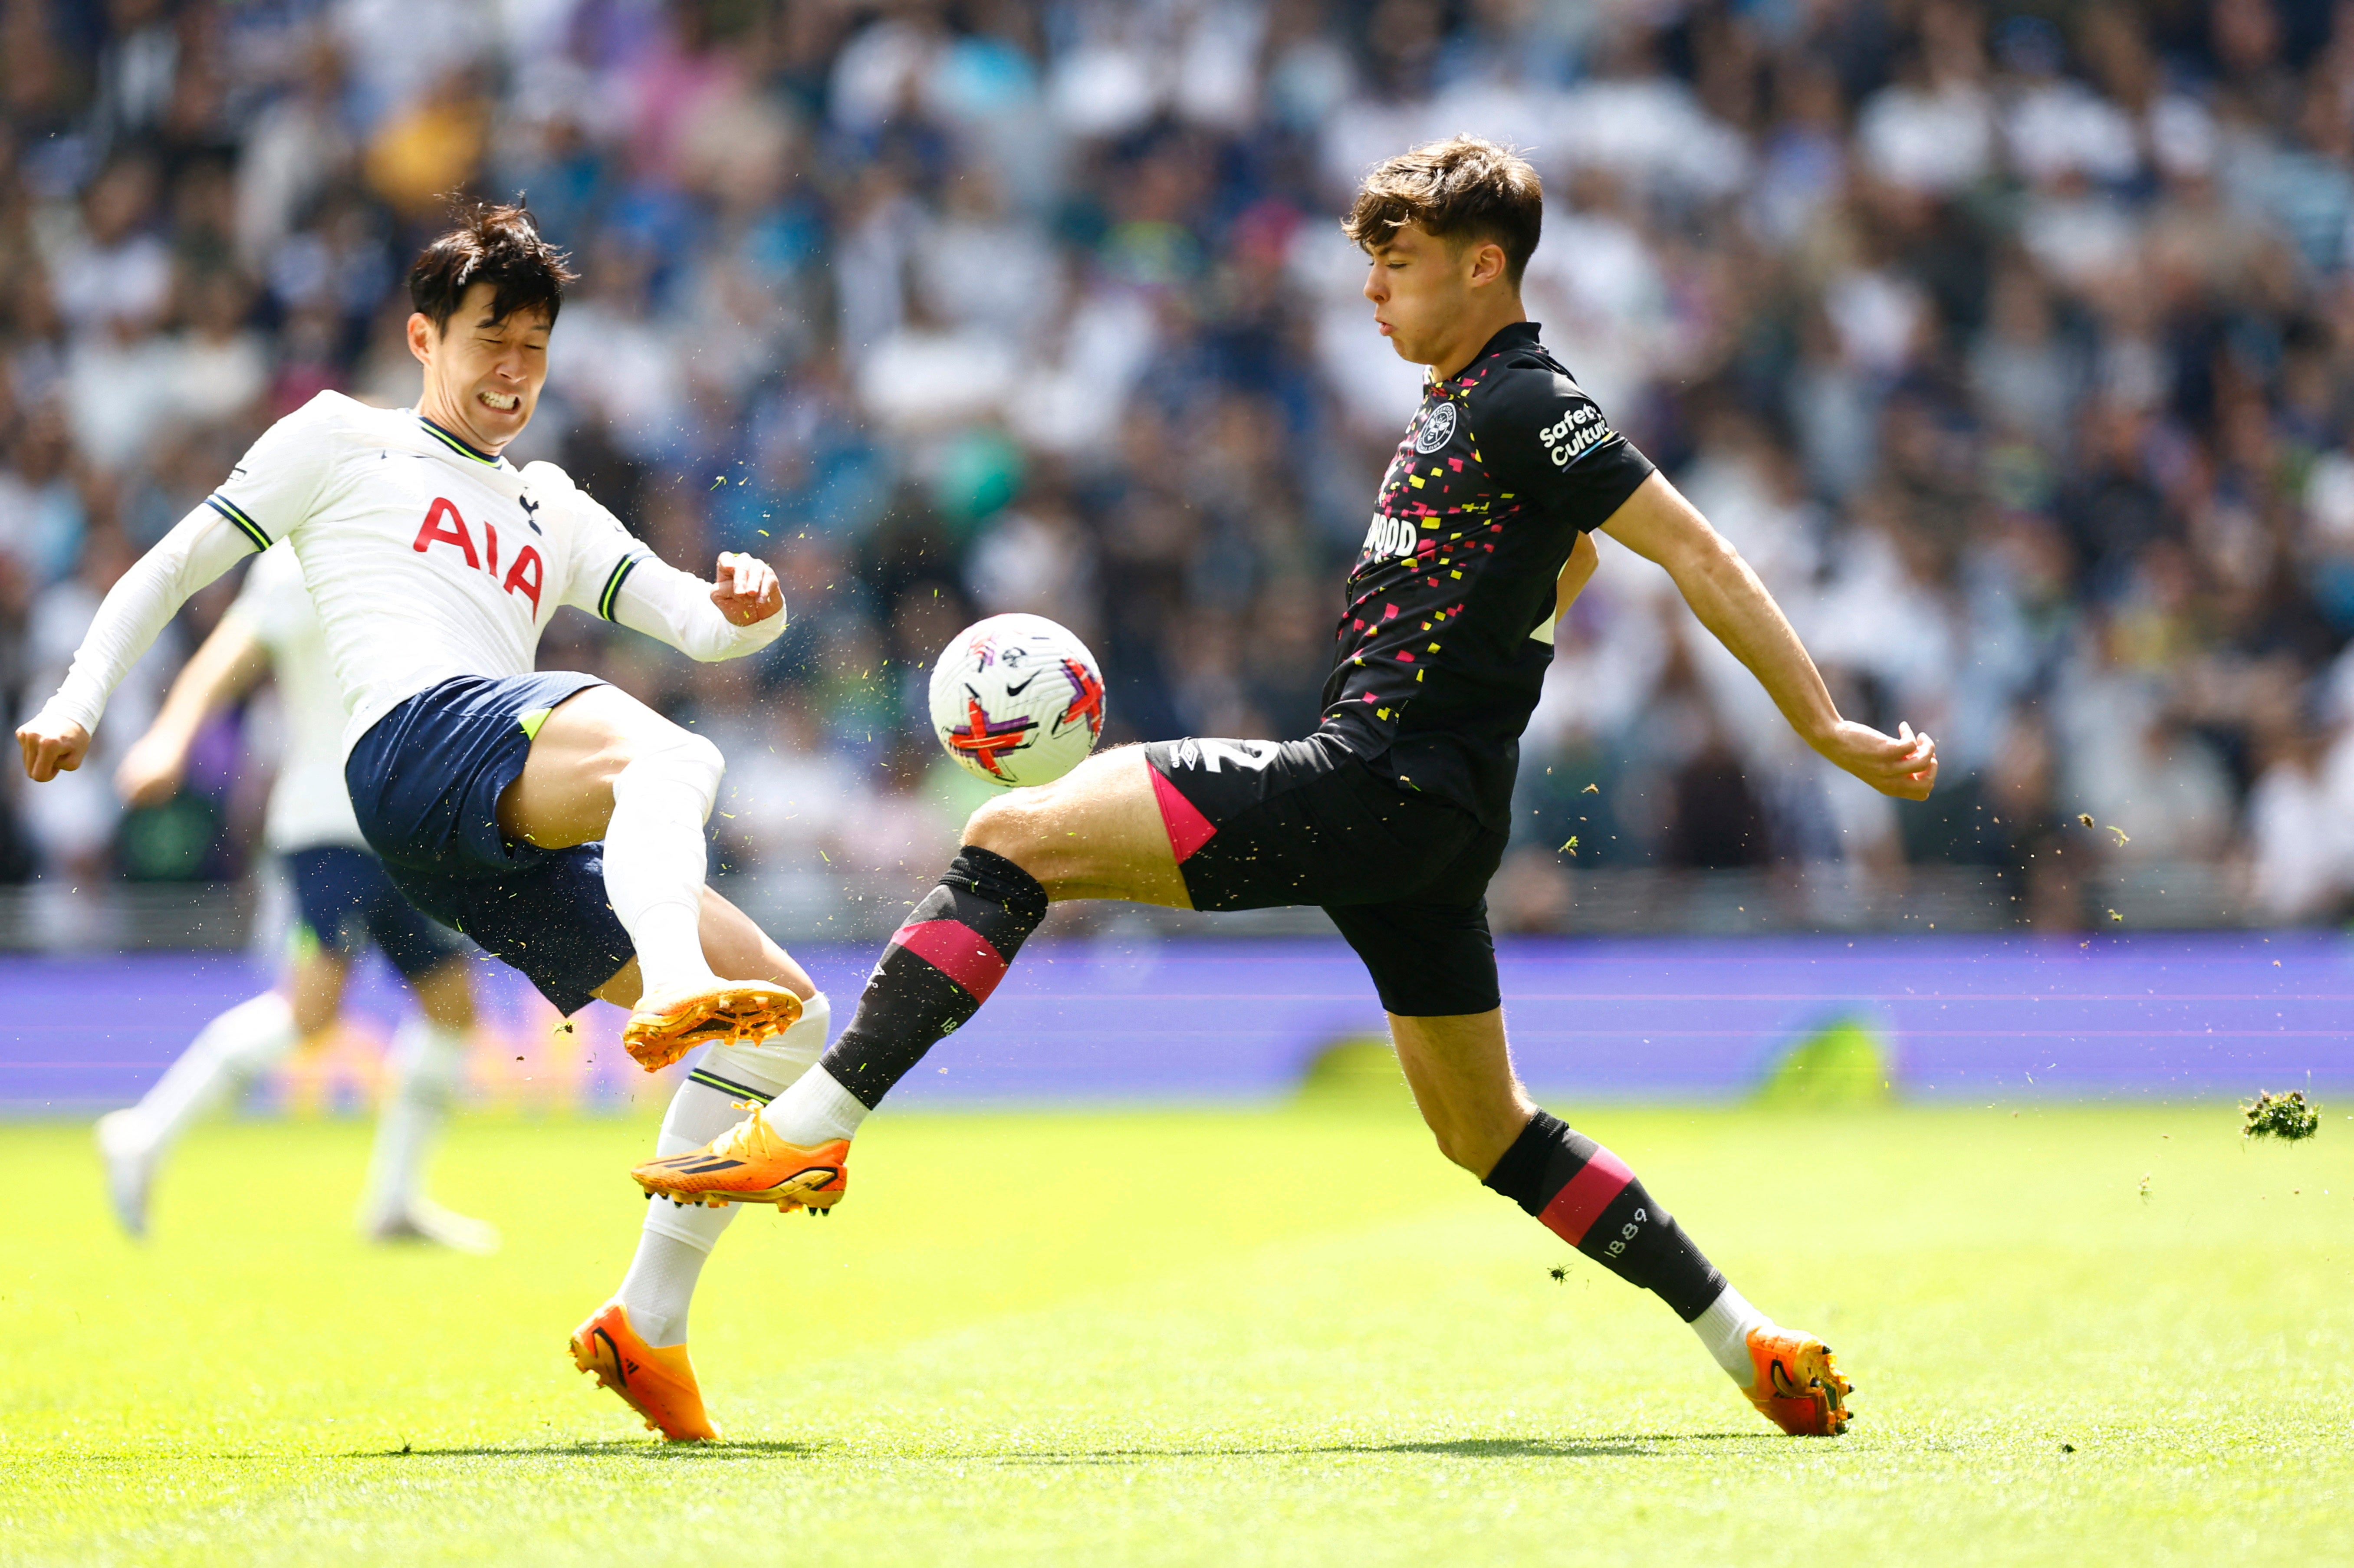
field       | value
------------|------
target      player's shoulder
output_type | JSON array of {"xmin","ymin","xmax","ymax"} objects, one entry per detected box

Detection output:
[
  {"xmin": 517, "ymin": 458, "xmax": 582, "ymax": 500},
  {"xmin": 1458, "ymin": 327, "xmax": 1620, "ymax": 471},
  {"xmin": 1458, "ymin": 328, "xmax": 1597, "ymax": 425},
  {"xmin": 266, "ymin": 389, "xmax": 384, "ymax": 442}
]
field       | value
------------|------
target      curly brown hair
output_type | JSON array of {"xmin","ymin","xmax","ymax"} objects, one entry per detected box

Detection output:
[
  {"xmin": 1342, "ymin": 136, "xmax": 1542, "ymax": 287},
  {"xmin": 407, "ymin": 198, "xmax": 578, "ymax": 334}
]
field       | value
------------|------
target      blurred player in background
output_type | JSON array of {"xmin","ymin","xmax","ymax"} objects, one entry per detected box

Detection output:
[
  {"xmin": 102, "ymin": 541, "xmax": 495, "ymax": 1253},
  {"xmin": 638, "ymin": 139, "xmax": 1940, "ymax": 1439},
  {"xmin": 16, "ymin": 201, "xmax": 825, "ymax": 1443}
]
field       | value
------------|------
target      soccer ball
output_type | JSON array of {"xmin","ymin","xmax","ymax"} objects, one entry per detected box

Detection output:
[{"xmin": 927, "ymin": 613, "xmax": 1107, "ymax": 788}]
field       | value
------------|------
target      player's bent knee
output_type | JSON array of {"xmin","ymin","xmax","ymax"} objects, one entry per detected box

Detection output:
[
  {"xmin": 963, "ymin": 791, "xmax": 1040, "ymax": 858},
  {"xmin": 639, "ymin": 726, "xmax": 724, "ymax": 787},
  {"xmin": 611, "ymin": 726, "xmax": 725, "ymax": 820}
]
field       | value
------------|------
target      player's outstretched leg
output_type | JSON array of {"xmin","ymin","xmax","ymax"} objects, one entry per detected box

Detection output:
[
  {"xmin": 1386, "ymin": 1011, "xmax": 1849, "ymax": 1436},
  {"xmin": 1479, "ymin": 1108, "xmax": 1850, "ymax": 1435},
  {"xmin": 631, "ymin": 748, "xmax": 1175, "ymax": 1208},
  {"xmin": 95, "ymin": 991, "xmax": 299, "ymax": 1238}
]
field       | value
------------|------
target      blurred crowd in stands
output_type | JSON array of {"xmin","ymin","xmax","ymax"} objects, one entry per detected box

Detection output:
[{"xmin": 8, "ymin": 0, "xmax": 2354, "ymax": 934}]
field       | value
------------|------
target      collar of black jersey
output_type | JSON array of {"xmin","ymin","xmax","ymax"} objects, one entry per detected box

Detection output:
[{"xmin": 1432, "ymin": 320, "xmax": 1540, "ymax": 387}]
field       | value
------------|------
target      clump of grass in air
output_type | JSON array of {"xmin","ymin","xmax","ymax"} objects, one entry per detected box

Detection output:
[{"xmin": 2241, "ymin": 1090, "xmax": 2321, "ymax": 1142}]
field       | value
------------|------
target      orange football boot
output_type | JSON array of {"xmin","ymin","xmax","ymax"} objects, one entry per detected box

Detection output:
[
  {"xmin": 631, "ymin": 1110, "xmax": 848, "ymax": 1213},
  {"xmin": 621, "ymin": 981, "xmax": 804, "ymax": 1072},
  {"xmin": 1742, "ymin": 1325, "xmax": 1852, "ymax": 1436},
  {"xmin": 569, "ymin": 1301, "xmax": 716, "ymax": 1442}
]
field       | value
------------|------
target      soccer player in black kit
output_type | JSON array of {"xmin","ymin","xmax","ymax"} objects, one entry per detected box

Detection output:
[{"xmin": 636, "ymin": 137, "xmax": 1938, "ymax": 1437}]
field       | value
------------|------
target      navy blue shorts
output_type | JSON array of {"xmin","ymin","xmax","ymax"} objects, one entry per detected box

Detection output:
[
  {"xmin": 286, "ymin": 843, "xmax": 467, "ymax": 982},
  {"xmin": 345, "ymin": 673, "xmax": 634, "ymax": 1015}
]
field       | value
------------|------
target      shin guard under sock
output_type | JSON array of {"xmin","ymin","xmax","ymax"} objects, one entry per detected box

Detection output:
[
  {"xmin": 817, "ymin": 846, "xmax": 1048, "ymax": 1108},
  {"xmin": 1482, "ymin": 1111, "xmax": 1728, "ymax": 1322}
]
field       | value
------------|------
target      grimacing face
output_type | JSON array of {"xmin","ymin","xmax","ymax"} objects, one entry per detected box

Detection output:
[{"xmin": 407, "ymin": 280, "xmax": 551, "ymax": 452}]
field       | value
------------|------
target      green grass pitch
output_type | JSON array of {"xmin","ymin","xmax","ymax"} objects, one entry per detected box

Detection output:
[{"xmin": 2, "ymin": 1098, "xmax": 2348, "ymax": 1565}]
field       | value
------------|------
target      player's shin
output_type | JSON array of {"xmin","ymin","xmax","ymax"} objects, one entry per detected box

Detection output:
[
  {"xmin": 1480, "ymin": 1111, "xmax": 1747, "ymax": 1350},
  {"xmin": 760, "ymin": 848, "xmax": 1046, "ymax": 1144},
  {"xmin": 618, "ymin": 993, "xmax": 830, "ymax": 1346},
  {"xmin": 602, "ymin": 732, "xmax": 725, "ymax": 996}
]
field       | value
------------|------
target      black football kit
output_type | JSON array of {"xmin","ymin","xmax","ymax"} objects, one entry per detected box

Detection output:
[
  {"xmin": 803, "ymin": 320, "xmax": 1749, "ymax": 1358},
  {"xmin": 1146, "ymin": 320, "xmax": 1656, "ymax": 1015}
]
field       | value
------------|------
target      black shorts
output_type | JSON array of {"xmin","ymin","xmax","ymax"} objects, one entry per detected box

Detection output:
[
  {"xmin": 285, "ymin": 844, "xmax": 467, "ymax": 983},
  {"xmin": 1142, "ymin": 731, "xmax": 1509, "ymax": 1016},
  {"xmin": 345, "ymin": 672, "xmax": 634, "ymax": 1016}
]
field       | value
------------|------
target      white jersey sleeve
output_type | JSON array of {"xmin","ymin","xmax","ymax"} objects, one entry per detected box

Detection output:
[
  {"xmin": 38, "ymin": 397, "xmax": 351, "ymax": 735},
  {"xmin": 527, "ymin": 461, "xmax": 788, "ymax": 662},
  {"xmin": 38, "ymin": 505, "xmax": 254, "ymax": 735}
]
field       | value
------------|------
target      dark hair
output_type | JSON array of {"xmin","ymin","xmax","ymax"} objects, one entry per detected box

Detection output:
[
  {"xmin": 407, "ymin": 199, "xmax": 577, "ymax": 333},
  {"xmin": 1342, "ymin": 136, "xmax": 1543, "ymax": 287}
]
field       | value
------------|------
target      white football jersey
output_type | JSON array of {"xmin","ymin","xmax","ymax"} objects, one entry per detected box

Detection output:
[
  {"xmin": 204, "ymin": 392, "xmax": 654, "ymax": 756},
  {"xmin": 222, "ymin": 541, "xmax": 365, "ymax": 851},
  {"xmin": 40, "ymin": 392, "xmax": 782, "ymax": 757}
]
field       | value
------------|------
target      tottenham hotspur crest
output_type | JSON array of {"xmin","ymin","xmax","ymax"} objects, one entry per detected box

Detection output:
[{"xmin": 1414, "ymin": 400, "xmax": 1458, "ymax": 454}]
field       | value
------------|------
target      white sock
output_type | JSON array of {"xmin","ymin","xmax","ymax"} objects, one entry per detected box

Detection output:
[
  {"xmin": 360, "ymin": 1016, "xmax": 469, "ymax": 1228},
  {"xmin": 118, "ymin": 991, "xmax": 299, "ymax": 1153},
  {"xmin": 618, "ymin": 993, "xmax": 830, "ymax": 1348},
  {"xmin": 758, "ymin": 1063, "xmax": 869, "ymax": 1147},
  {"xmin": 602, "ymin": 732, "xmax": 725, "ymax": 999},
  {"xmin": 1691, "ymin": 1284, "xmax": 1772, "ymax": 1383}
]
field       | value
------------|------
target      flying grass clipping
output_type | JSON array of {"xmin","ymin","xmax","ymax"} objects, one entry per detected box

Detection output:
[{"xmin": 2241, "ymin": 1090, "xmax": 2321, "ymax": 1142}]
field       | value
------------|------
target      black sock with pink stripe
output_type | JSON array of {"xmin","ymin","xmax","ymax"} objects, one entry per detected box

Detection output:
[
  {"xmin": 1482, "ymin": 1111, "xmax": 1727, "ymax": 1321},
  {"xmin": 818, "ymin": 846, "xmax": 1049, "ymax": 1108}
]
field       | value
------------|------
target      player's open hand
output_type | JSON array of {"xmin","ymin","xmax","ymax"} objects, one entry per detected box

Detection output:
[
  {"xmin": 16, "ymin": 710, "xmax": 90, "ymax": 784},
  {"xmin": 710, "ymin": 551, "xmax": 782, "ymax": 626},
  {"xmin": 114, "ymin": 729, "xmax": 188, "ymax": 807},
  {"xmin": 1817, "ymin": 718, "xmax": 1937, "ymax": 801}
]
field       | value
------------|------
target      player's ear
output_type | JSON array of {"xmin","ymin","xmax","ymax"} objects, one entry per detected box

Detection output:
[
  {"xmin": 405, "ymin": 312, "xmax": 436, "ymax": 365},
  {"xmin": 1470, "ymin": 240, "xmax": 1509, "ymax": 289}
]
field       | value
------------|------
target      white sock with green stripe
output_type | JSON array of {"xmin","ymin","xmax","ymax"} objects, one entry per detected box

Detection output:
[{"xmin": 617, "ymin": 993, "xmax": 829, "ymax": 1348}]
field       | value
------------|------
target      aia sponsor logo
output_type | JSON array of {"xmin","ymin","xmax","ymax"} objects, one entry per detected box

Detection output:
[{"xmin": 412, "ymin": 497, "xmax": 544, "ymax": 612}]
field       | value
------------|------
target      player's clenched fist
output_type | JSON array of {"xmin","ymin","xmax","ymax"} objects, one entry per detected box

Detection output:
[
  {"xmin": 708, "ymin": 551, "xmax": 782, "ymax": 627},
  {"xmin": 1816, "ymin": 718, "xmax": 1938, "ymax": 802},
  {"xmin": 16, "ymin": 709, "xmax": 90, "ymax": 782}
]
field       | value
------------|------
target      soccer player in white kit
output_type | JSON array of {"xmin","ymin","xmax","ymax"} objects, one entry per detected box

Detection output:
[
  {"xmin": 15, "ymin": 203, "xmax": 830, "ymax": 1441},
  {"xmin": 102, "ymin": 541, "xmax": 497, "ymax": 1252}
]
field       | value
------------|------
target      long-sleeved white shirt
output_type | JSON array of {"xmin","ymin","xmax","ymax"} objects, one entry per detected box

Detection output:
[{"xmin": 39, "ymin": 391, "xmax": 785, "ymax": 757}]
